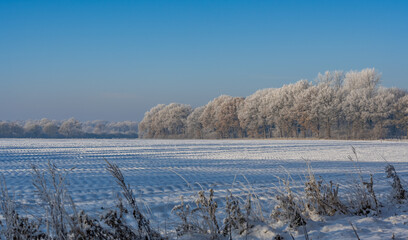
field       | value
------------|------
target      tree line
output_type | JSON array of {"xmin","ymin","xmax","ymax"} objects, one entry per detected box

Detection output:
[
  {"xmin": 0, "ymin": 118, "xmax": 138, "ymax": 138},
  {"xmin": 139, "ymin": 68, "xmax": 408, "ymax": 139}
]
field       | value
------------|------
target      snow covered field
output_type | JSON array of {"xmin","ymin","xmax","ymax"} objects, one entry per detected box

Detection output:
[{"xmin": 0, "ymin": 139, "xmax": 408, "ymax": 239}]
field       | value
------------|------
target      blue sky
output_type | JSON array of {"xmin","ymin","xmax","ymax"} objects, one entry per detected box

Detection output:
[{"xmin": 1, "ymin": 0, "xmax": 407, "ymax": 121}]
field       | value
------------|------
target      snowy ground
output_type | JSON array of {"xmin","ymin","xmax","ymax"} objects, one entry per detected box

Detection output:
[{"xmin": 0, "ymin": 139, "xmax": 407, "ymax": 239}]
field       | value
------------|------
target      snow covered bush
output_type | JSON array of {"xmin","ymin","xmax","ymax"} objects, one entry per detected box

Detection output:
[
  {"xmin": 172, "ymin": 188, "xmax": 221, "ymax": 238},
  {"xmin": 172, "ymin": 189, "xmax": 258, "ymax": 239},
  {"xmin": 304, "ymin": 165, "xmax": 348, "ymax": 217},
  {"xmin": 222, "ymin": 192, "xmax": 253, "ymax": 238},
  {"xmin": 271, "ymin": 180, "xmax": 306, "ymax": 228},
  {"xmin": 171, "ymin": 196, "xmax": 200, "ymax": 237}
]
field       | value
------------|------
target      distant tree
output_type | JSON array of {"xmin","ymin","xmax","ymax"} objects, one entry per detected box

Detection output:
[
  {"xmin": 215, "ymin": 96, "xmax": 244, "ymax": 138},
  {"xmin": 137, "ymin": 68, "xmax": 406, "ymax": 140},
  {"xmin": 0, "ymin": 122, "xmax": 24, "ymax": 138},
  {"xmin": 153, "ymin": 103, "xmax": 192, "ymax": 138},
  {"xmin": 0, "ymin": 119, "xmax": 139, "ymax": 138},
  {"xmin": 239, "ymin": 89, "xmax": 276, "ymax": 138},
  {"xmin": 199, "ymin": 95, "xmax": 230, "ymax": 138},
  {"xmin": 395, "ymin": 94, "xmax": 408, "ymax": 137},
  {"xmin": 199, "ymin": 95, "xmax": 242, "ymax": 138},
  {"xmin": 81, "ymin": 120, "xmax": 138, "ymax": 137},
  {"xmin": 139, "ymin": 104, "xmax": 166, "ymax": 138},
  {"xmin": 139, "ymin": 103, "xmax": 191, "ymax": 138},
  {"xmin": 342, "ymin": 68, "xmax": 381, "ymax": 138},
  {"xmin": 369, "ymin": 87, "xmax": 399, "ymax": 138},
  {"xmin": 42, "ymin": 122, "xmax": 60, "ymax": 137},
  {"xmin": 272, "ymin": 80, "xmax": 310, "ymax": 137},
  {"xmin": 23, "ymin": 122, "xmax": 43, "ymax": 137},
  {"xmin": 107, "ymin": 121, "xmax": 138, "ymax": 136},
  {"xmin": 315, "ymin": 71, "xmax": 344, "ymax": 138},
  {"xmin": 58, "ymin": 118, "xmax": 83, "ymax": 137},
  {"xmin": 315, "ymin": 84, "xmax": 340, "ymax": 138},
  {"xmin": 316, "ymin": 70, "xmax": 344, "ymax": 90},
  {"xmin": 186, "ymin": 106, "xmax": 205, "ymax": 139},
  {"xmin": 294, "ymin": 85, "xmax": 320, "ymax": 137},
  {"xmin": 93, "ymin": 121, "xmax": 107, "ymax": 135}
]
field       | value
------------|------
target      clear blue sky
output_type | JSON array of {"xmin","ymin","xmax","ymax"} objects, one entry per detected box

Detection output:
[{"xmin": 1, "ymin": 0, "xmax": 407, "ymax": 121}]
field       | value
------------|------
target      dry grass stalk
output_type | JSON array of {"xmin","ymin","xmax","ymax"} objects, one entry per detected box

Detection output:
[
  {"xmin": 171, "ymin": 196, "xmax": 200, "ymax": 236},
  {"xmin": 271, "ymin": 179, "xmax": 306, "ymax": 228},
  {"xmin": 222, "ymin": 191, "xmax": 254, "ymax": 238},
  {"xmin": 385, "ymin": 164, "xmax": 407, "ymax": 202},
  {"xmin": 0, "ymin": 176, "xmax": 45, "ymax": 239},
  {"xmin": 172, "ymin": 188, "xmax": 221, "ymax": 239},
  {"xmin": 32, "ymin": 161, "xmax": 74, "ymax": 238},
  {"xmin": 105, "ymin": 159, "xmax": 162, "ymax": 239},
  {"xmin": 193, "ymin": 189, "xmax": 220, "ymax": 238},
  {"xmin": 347, "ymin": 147, "xmax": 381, "ymax": 215},
  {"xmin": 304, "ymin": 164, "xmax": 348, "ymax": 216},
  {"xmin": 349, "ymin": 221, "xmax": 361, "ymax": 240}
]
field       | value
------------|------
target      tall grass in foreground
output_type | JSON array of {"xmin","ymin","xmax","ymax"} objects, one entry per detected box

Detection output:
[
  {"xmin": 0, "ymin": 161, "xmax": 163, "ymax": 239},
  {"xmin": 0, "ymin": 152, "xmax": 407, "ymax": 239}
]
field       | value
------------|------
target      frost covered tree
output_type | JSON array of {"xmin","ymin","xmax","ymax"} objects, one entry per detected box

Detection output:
[
  {"xmin": 238, "ymin": 91, "xmax": 260, "ymax": 138},
  {"xmin": 58, "ymin": 118, "xmax": 83, "ymax": 137},
  {"xmin": 272, "ymin": 80, "xmax": 310, "ymax": 137},
  {"xmin": 92, "ymin": 121, "xmax": 107, "ymax": 135},
  {"xmin": 0, "ymin": 119, "xmax": 138, "ymax": 138},
  {"xmin": 317, "ymin": 70, "xmax": 344, "ymax": 90},
  {"xmin": 155, "ymin": 103, "xmax": 192, "ymax": 138},
  {"xmin": 199, "ymin": 95, "xmax": 231, "ymax": 138},
  {"xmin": 0, "ymin": 122, "xmax": 24, "ymax": 138},
  {"xmin": 316, "ymin": 88, "xmax": 340, "ymax": 137},
  {"xmin": 341, "ymin": 68, "xmax": 381, "ymax": 138},
  {"xmin": 23, "ymin": 121, "xmax": 43, "ymax": 137},
  {"xmin": 139, "ymin": 103, "xmax": 192, "ymax": 138},
  {"xmin": 370, "ymin": 88, "xmax": 400, "ymax": 138},
  {"xmin": 186, "ymin": 106, "xmax": 205, "ymax": 138},
  {"xmin": 107, "ymin": 121, "xmax": 138, "ymax": 136},
  {"xmin": 138, "ymin": 104, "xmax": 166, "ymax": 138},
  {"xmin": 294, "ymin": 85, "xmax": 320, "ymax": 137},
  {"xmin": 394, "ymin": 94, "xmax": 408, "ymax": 137},
  {"xmin": 138, "ymin": 68, "xmax": 406, "ymax": 140},
  {"xmin": 238, "ymin": 89, "xmax": 277, "ymax": 138},
  {"xmin": 81, "ymin": 120, "xmax": 138, "ymax": 137},
  {"xmin": 198, "ymin": 95, "xmax": 243, "ymax": 138},
  {"xmin": 215, "ymin": 96, "xmax": 244, "ymax": 138},
  {"xmin": 314, "ymin": 71, "xmax": 344, "ymax": 138},
  {"xmin": 42, "ymin": 122, "xmax": 60, "ymax": 137}
]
